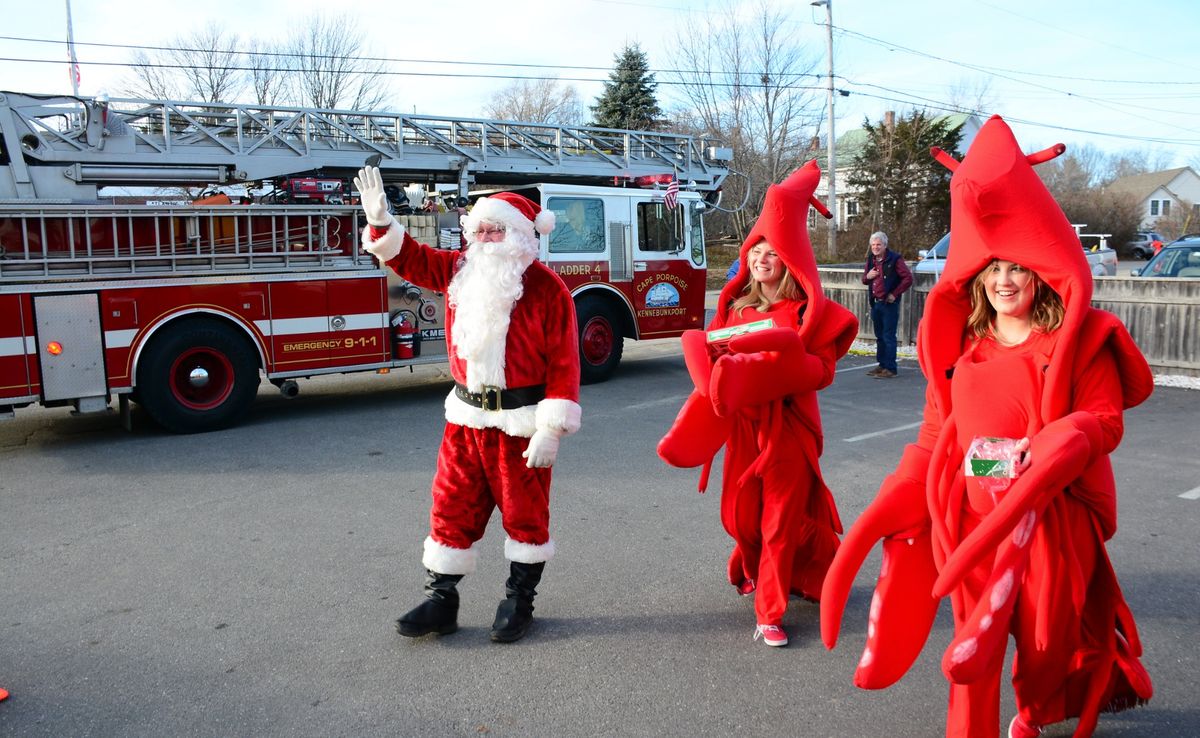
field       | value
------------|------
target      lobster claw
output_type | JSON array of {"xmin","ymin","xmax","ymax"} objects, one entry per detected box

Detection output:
[
  {"xmin": 657, "ymin": 389, "xmax": 732, "ymax": 494},
  {"xmin": 853, "ymin": 530, "xmax": 939, "ymax": 689},
  {"xmin": 821, "ymin": 450, "xmax": 940, "ymax": 688}
]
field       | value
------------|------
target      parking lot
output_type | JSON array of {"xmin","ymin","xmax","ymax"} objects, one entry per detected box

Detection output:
[{"xmin": 1, "ymin": 338, "xmax": 1197, "ymax": 737}]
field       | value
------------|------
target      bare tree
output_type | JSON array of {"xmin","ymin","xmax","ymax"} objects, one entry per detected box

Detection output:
[
  {"xmin": 124, "ymin": 49, "xmax": 182, "ymax": 100},
  {"xmin": 283, "ymin": 13, "xmax": 390, "ymax": 111},
  {"xmin": 1105, "ymin": 148, "xmax": 1179, "ymax": 183},
  {"xmin": 122, "ymin": 23, "xmax": 245, "ymax": 102},
  {"xmin": 668, "ymin": 1, "xmax": 822, "ymax": 241},
  {"xmin": 483, "ymin": 78, "xmax": 584, "ymax": 125},
  {"xmin": 946, "ymin": 76, "xmax": 997, "ymax": 117},
  {"xmin": 246, "ymin": 43, "xmax": 288, "ymax": 106}
]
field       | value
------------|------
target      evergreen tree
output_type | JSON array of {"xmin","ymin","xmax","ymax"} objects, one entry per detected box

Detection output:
[
  {"xmin": 846, "ymin": 110, "xmax": 963, "ymax": 250},
  {"xmin": 591, "ymin": 44, "xmax": 664, "ymax": 130}
]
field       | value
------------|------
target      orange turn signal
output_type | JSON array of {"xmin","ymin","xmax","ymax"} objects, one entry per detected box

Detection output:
[{"xmin": 47, "ymin": 341, "xmax": 63, "ymax": 356}]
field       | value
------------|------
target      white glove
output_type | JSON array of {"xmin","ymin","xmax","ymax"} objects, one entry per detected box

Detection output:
[
  {"xmin": 354, "ymin": 166, "xmax": 391, "ymax": 226},
  {"xmin": 522, "ymin": 428, "xmax": 562, "ymax": 468}
]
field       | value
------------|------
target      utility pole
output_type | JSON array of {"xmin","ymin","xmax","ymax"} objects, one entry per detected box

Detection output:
[{"xmin": 812, "ymin": 0, "xmax": 836, "ymax": 260}]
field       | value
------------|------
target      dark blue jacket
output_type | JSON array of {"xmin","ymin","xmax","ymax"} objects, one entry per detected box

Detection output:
[{"xmin": 861, "ymin": 249, "xmax": 913, "ymax": 304}]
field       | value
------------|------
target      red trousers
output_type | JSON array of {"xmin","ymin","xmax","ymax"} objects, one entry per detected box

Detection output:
[
  {"xmin": 429, "ymin": 423, "xmax": 552, "ymax": 551},
  {"xmin": 722, "ymin": 411, "xmax": 840, "ymax": 625}
]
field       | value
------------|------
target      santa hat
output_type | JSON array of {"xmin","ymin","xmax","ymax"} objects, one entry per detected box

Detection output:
[
  {"xmin": 715, "ymin": 160, "xmax": 834, "ymax": 344},
  {"xmin": 463, "ymin": 191, "xmax": 556, "ymax": 237},
  {"xmin": 920, "ymin": 115, "xmax": 1092, "ymax": 423}
]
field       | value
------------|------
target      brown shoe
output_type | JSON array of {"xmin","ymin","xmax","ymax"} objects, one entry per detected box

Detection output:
[
  {"xmin": 874, "ymin": 369, "xmax": 896, "ymax": 378},
  {"xmin": 865, "ymin": 366, "xmax": 883, "ymax": 376}
]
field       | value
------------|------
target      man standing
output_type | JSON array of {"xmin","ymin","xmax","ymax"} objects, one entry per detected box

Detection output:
[
  {"xmin": 861, "ymin": 231, "xmax": 913, "ymax": 378},
  {"xmin": 355, "ymin": 166, "xmax": 582, "ymax": 643}
]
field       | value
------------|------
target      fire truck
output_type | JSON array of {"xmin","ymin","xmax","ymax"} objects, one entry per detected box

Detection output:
[{"xmin": 0, "ymin": 92, "xmax": 731, "ymax": 432}]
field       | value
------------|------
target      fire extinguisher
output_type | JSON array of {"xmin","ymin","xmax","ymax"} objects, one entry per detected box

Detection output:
[{"xmin": 390, "ymin": 310, "xmax": 418, "ymax": 359}]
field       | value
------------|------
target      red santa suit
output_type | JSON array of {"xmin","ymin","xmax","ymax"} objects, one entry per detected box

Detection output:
[
  {"xmin": 364, "ymin": 192, "xmax": 581, "ymax": 576},
  {"xmin": 658, "ymin": 161, "xmax": 858, "ymax": 630},
  {"xmin": 820, "ymin": 116, "xmax": 1153, "ymax": 737}
]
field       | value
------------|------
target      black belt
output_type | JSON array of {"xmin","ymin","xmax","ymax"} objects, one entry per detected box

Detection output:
[{"xmin": 454, "ymin": 383, "xmax": 545, "ymax": 411}]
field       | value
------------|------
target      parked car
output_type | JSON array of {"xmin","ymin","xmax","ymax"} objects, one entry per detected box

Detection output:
[
  {"xmin": 913, "ymin": 233, "xmax": 950, "ymax": 275},
  {"xmin": 1130, "ymin": 239, "xmax": 1200, "ymax": 278},
  {"xmin": 914, "ymin": 233, "xmax": 1117, "ymax": 277},
  {"xmin": 1124, "ymin": 230, "xmax": 1165, "ymax": 260}
]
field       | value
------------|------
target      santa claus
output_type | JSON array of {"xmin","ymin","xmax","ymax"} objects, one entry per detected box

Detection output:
[{"xmin": 355, "ymin": 166, "xmax": 581, "ymax": 643}]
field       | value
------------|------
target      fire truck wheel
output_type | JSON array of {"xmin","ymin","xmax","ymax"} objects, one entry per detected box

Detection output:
[
  {"xmin": 576, "ymin": 296, "xmax": 623, "ymax": 384},
  {"xmin": 136, "ymin": 319, "xmax": 261, "ymax": 433}
]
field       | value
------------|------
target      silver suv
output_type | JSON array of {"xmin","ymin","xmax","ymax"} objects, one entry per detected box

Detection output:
[{"xmin": 1125, "ymin": 231, "xmax": 1164, "ymax": 260}]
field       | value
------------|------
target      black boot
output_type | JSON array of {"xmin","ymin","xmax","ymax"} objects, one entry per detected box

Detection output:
[
  {"xmin": 490, "ymin": 561, "xmax": 545, "ymax": 643},
  {"xmin": 396, "ymin": 569, "xmax": 463, "ymax": 637}
]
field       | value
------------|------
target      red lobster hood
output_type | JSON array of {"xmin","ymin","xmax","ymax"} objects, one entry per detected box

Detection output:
[
  {"xmin": 920, "ymin": 116, "xmax": 1093, "ymax": 423},
  {"xmin": 716, "ymin": 160, "xmax": 832, "ymax": 343}
]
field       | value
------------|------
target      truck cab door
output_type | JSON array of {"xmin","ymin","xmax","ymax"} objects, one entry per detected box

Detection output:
[{"xmin": 628, "ymin": 194, "xmax": 704, "ymax": 336}]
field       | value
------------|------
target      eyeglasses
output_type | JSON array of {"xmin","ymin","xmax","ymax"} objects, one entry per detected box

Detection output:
[{"xmin": 471, "ymin": 226, "xmax": 507, "ymax": 237}]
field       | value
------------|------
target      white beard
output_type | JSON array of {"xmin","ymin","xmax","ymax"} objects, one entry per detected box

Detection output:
[{"xmin": 447, "ymin": 231, "xmax": 538, "ymax": 391}]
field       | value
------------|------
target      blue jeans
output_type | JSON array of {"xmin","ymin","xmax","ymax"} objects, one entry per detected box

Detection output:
[{"xmin": 870, "ymin": 299, "xmax": 899, "ymax": 373}]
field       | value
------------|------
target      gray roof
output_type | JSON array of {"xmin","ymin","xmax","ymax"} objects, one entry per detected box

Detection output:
[{"xmin": 1106, "ymin": 167, "xmax": 1193, "ymax": 200}]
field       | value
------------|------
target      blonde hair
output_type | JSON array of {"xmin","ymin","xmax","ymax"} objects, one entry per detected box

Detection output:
[
  {"xmin": 731, "ymin": 264, "xmax": 805, "ymax": 315},
  {"xmin": 967, "ymin": 260, "xmax": 1064, "ymax": 339}
]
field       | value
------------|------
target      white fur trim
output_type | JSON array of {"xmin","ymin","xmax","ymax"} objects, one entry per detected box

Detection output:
[
  {"xmin": 444, "ymin": 390, "xmax": 538, "ymax": 437},
  {"xmin": 422, "ymin": 536, "xmax": 478, "ymax": 575},
  {"xmin": 505, "ymin": 536, "xmax": 556, "ymax": 564},
  {"xmin": 362, "ymin": 220, "xmax": 405, "ymax": 261},
  {"xmin": 535, "ymin": 398, "xmax": 582, "ymax": 436},
  {"xmin": 534, "ymin": 209, "xmax": 556, "ymax": 235},
  {"xmin": 464, "ymin": 197, "xmax": 536, "ymax": 237}
]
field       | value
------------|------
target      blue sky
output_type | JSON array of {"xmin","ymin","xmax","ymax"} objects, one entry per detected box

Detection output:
[{"xmin": 3, "ymin": 0, "xmax": 1198, "ymax": 168}]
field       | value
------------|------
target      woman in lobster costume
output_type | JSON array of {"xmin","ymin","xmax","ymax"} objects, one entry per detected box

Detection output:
[
  {"xmin": 658, "ymin": 161, "xmax": 858, "ymax": 647},
  {"xmin": 819, "ymin": 116, "xmax": 1153, "ymax": 737}
]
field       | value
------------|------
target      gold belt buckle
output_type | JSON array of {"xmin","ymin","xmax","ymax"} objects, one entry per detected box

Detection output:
[{"xmin": 481, "ymin": 385, "xmax": 502, "ymax": 411}]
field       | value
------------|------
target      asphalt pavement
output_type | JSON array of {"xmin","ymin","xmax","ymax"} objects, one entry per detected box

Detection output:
[{"xmin": 1, "ymin": 339, "xmax": 1197, "ymax": 737}]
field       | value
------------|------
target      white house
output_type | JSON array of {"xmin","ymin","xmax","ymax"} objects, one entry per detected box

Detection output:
[
  {"xmin": 1105, "ymin": 167, "xmax": 1200, "ymax": 231},
  {"xmin": 811, "ymin": 111, "xmax": 984, "ymax": 229}
]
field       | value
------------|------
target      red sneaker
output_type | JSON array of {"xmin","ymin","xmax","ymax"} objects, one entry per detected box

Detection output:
[
  {"xmin": 1008, "ymin": 715, "xmax": 1041, "ymax": 738},
  {"xmin": 754, "ymin": 624, "xmax": 788, "ymax": 647}
]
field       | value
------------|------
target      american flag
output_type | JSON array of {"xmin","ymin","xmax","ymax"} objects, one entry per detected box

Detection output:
[{"xmin": 664, "ymin": 176, "xmax": 680, "ymax": 210}]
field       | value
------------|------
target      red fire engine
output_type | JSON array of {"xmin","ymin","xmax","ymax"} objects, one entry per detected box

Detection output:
[{"xmin": 0, "ymin": 92, "xmax": 731, "ymax": 432}]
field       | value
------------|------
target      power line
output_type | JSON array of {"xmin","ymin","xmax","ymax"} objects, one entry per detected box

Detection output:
[
  {"xmin": 844, "ymin": 85, "xmax": 1200, "ymax": 147},
  {"xmin": 3, "ymin": 30, "xmax": 1197, "ymax": 150},
  {"xmin": 834, "ymin": 27, "xmax": 1200, "ymax": 141},
  {"xmin": 0, "ymin": 34, "xmax": 824, "ymax": 82},
  {"xmin": 969, "ymin": 0, "xmax": 1200, "ymax": 76},
  {"xmin": 0, "ymin": 54, "xmax": 828, "ymax": 93}
]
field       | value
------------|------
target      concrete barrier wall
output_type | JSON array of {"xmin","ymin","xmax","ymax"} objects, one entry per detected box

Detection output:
[{"xmin": 819, "ymin": 268, "xmax": 1200, "ymax": 377}]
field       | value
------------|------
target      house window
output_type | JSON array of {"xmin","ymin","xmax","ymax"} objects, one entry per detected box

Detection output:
[
  {"xmin": 1162, "ymin": 200, "xmax": 1171, "ymax": 217},
  {"xmin": 845, "ymin": 200, "xmax": 859, "ymax": 218},
  {"xmin": 1150, "ymin": 200, "xmax": 1160, "ymax": 216}
]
